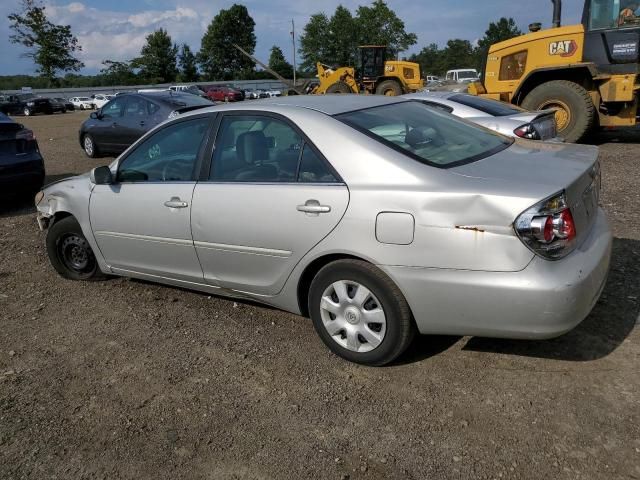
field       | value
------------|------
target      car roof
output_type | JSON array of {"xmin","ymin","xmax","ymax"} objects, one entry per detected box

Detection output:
[
  {"xmin": 404, "ymin": 91, "xmax": 456, "ymax": 100},
  {"xmin": 0, "ymin": 112, "xmax": 15, "ymax": 123},
  {"xmin": 248, "ymin": 94, "xmax": 407, "ymax": 115}
]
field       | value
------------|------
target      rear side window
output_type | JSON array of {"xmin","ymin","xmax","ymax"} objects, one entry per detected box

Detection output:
[
  {"xmin": 449, "ymin": 94, "xmax": 525, "ymax": 116},
  {"xmin": 210, "ymin": 115, "xmax": 338, "ymax": 183},
  {"xmin": 337, "ymin": 101, "xmax": 511, "ymax": 168}
]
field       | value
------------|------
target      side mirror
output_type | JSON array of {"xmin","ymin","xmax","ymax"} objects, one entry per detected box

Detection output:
[{"xmin": 90, "ymin": 166, "xmax": 113, "ymax": 185}]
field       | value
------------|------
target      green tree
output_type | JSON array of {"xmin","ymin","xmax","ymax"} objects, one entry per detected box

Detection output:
[
  {"xmin": 178, "ymin": 44, "xmax": 198, "ymax": 82},
  {"xmin": 356, "ymin": 0, "xmax": 417, "ymax": 57},
  {"xmin": 132, "ymin": 29, "xmax": 178, "ymax": 83},
  {"xmin": 268, "ymin": 45, "xmax": 294, "ymax": 78},
  {"xmin": 298, "ymin": 13, "xmax": 331, "ymax": 70},
  {"xmin": 327, "ymin": 5, "xmax": 358, "ymax": 66},
  {"xmin": 198, "ymin": 4, "xmax": 256, "ymax": 80},
  {"xmin": 99, "ymin": 60, "xmax": 137, "ymax": 86},
  {"xmin": 7, "ymin": 0, "xmax": 84, "ymax": 85},
  {"xmin": 409, "ymin": 43, "xmax": 443, "ymax": 75},
  {"xmin": 477, "ymin": 17, "xmax": 522, "ymax": 51},
  {"xmin": 440, "ymin": 39, "xmax": 476, "ymax": 72}
]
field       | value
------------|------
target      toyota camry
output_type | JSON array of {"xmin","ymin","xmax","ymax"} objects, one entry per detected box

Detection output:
[{"xmin": 35, "ymin": 95, "xmax": 611, "ymax": 366}]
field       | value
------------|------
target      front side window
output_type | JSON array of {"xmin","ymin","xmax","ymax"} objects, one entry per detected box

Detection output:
[
  {"xmin": 210, "ymin": 115, "xmax": 338, "ymax": 183},
  {"xmin": 101, "ymin": 98, "xmax": 125, "ymax": 118},
  {"xmin": 499, "ymin": 51, "xmax": 528, "ymax": 81},
  {"xmin": 117, "ymin": 117, "xmax": 210, "ymax": 182},
  {"xmin": 337, "ymin": 101, "xmax": 511, "ymax": 168}
]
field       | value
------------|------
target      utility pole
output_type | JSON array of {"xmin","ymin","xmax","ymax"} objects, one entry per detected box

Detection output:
[{"xmin": 291, "ymin": 19, "xmax": 296, "ymax": 87}]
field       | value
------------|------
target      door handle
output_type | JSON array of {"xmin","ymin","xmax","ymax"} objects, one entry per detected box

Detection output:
[
  {"xmin": 139, "ymin": 120, "xmax": 145, "ymax": 126},
  {"xmin": 164, "ymin": 197, "xmax": 189, "ymax": 209},
  {"xmin": 297, "ymin": 199, "xmax": 331, "ymax": 215}
]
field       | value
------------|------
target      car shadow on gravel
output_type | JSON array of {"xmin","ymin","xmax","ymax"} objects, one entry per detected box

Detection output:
[{"xmin": 462, "ymin": 237, "xmax": 639, "ymax": 362}]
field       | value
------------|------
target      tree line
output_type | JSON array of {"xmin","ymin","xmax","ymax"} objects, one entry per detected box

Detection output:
[{"xmin": 3, "ymin": 0, "xmax": 522, "ymax": 90}]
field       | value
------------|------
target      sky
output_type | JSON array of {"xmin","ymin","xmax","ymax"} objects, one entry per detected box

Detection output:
[{"xmin": 0, "ymin": 0, "xmax": 584, "ymax": 76}]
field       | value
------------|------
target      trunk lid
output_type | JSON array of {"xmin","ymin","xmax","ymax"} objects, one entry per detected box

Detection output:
[{"xmin": 451, "ymin": 140, "xmax": 600, "ymax": 246}]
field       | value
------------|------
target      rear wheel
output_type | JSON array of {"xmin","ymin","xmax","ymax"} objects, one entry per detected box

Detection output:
[
  {"xmin": 46, "ymin": 216, "xmax": 106, "ymax": 281},
  {"xmin": 326, "ymin": 81, "xmax": 353, "ymax": 94},
  {"xmin": 23, "ymin": 107, "xmax": 31, "ymax": 116},
  {"xmin": 521, "ymin": 80, "xmax": 595, "ymax": 143},
  {"xmin": 308, "ymin": 259, "xmax": 416, "ymax": 366},
  {"xmin": 375, "ymin": 79, "xmax": 403, "ymax": 96}
]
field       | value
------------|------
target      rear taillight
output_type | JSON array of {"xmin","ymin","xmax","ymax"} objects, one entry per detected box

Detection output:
[
  {"xmin": 16, "ymin": 128, "xmax": 35, "ymax": 141},
  {"xmin": 514, "ymin": 191, "xmax": 577, "ymax": 259},
  {"xmin": 514, "ymin": 123, "xmax": 541, "ymax": 140}
]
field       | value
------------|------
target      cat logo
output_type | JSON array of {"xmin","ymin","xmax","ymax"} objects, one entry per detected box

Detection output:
[{"xmin": 549, "ymin": 39, "xmax": 578, "ymax": 57}]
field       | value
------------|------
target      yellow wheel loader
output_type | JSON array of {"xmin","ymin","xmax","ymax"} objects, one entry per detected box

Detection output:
[
  {"xmin": 469, "ymin": 0, "xmax": 640, "ymax": 142},
  {"xmin": 312, "ymin": 46, "xmax": 424, "ymax": 96}
]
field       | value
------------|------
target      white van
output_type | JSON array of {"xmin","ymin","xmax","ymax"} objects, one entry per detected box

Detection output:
[{"xmin": 445, "ymin": 69, "xmax": 479, "ymax": 83}]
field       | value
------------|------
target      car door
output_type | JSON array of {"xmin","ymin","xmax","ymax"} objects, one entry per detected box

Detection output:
[
  {"xmin": 191, "ymin": 113, "xmax": 349, "ymax": 296},
  {"xmin": 90, "ymin": 97, "xmax": 126, "ymax": 151},
  {"xmin": 118, "ymin": 96, "xmax": 157, "ymax": 146},
  {"xmin": 89, "ymin": 114, "xmax": 213, "ymax": 282}
]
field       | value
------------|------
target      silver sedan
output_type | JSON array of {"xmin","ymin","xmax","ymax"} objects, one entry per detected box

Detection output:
[
  {"xmin": 404, "ymin": 91, "xmax": 559, "ymax": 141},
  {"xmin": 35, "ymin": 95, "xmax": 611, "ymax": 366}
]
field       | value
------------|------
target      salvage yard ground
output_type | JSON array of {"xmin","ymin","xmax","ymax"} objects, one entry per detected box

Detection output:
[{"xmin": 1, "ymin": 110, "xmax": 639, "ymax": 479}]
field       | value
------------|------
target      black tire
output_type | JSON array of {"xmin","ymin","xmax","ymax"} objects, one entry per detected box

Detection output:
[
  {"xmin": 326, "ymin": 81, "xmax": 353, "ymax": 94},
  {"xmin": 308, "ymin": 259, "xmax": 416, "ymax": 366},
  {"xmin": 46, "ymin": 216, "xmax": 106, "ymax": 281},
  {"xmin": 521, "ymin": 80, "xmax": 595, "ymax": 143},
  {"xmin": 375, "ymin": 79, "xmax": 403, "ymax": 96},
  {"xmin": 82, "ymin": 134, "xmax": 98, "ymax": 158}
]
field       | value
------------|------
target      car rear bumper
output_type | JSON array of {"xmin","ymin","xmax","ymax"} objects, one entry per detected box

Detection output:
[
  {"xmin": 0, "ymin": 156, "xmax": 45, "ymax": 196},
  {"xmin": 382, "ymin": 208, "xmax": 612, "ymax": 339}
]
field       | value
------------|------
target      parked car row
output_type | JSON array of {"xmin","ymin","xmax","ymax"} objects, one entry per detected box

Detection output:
[{"xmin": 35, "ymin": 94, "xmax": 610, "ymax": 366}]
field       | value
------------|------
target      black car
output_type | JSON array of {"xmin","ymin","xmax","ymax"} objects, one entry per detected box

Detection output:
[
  {"xmin": 54, "ymin": 97, "xmax": 75, "ymax": 111},
  {"xmin": 79, "ymin": 91, "xmax": 214, "ymax": 157},
  {"xmin": 0, "ymin": 93, "xmax": 66, "ymax": 116},
  {"xmin": 0, "ymin": 112, "xmax": 45, "ymax": 198}
]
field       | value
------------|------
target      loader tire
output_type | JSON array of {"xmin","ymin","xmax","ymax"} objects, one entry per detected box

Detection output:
[
  {"xmin": 521, "ymin": 80, "xmax": 595, "ymax": 143},
  {"xmin": 326, "ymin": 81, "xmax": 353, "ymax": 94},
  {"xmin": 375, "ymin": 79, "xmax": 403, "ymax": 96}
]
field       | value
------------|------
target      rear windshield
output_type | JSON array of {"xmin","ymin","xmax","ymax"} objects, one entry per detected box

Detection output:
[
  {"xmin": 336, "ymin": 101, "xmax": 512, "ymax": 168},
  {"xmin": 160, "ymin": 93, "xmax": 211, "ymax": 108},
  {"xmin": 449, "ymin": 94, "xmax": 525, "ymax": 116}
]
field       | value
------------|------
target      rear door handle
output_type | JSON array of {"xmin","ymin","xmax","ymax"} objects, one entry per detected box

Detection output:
[
  {"xmin": 297, "ymin": 199, "xmax": 331, "ymax": 215},
  {"xmin": 139, "ymin": 120, "xmax": 145, "ymax": 126},
  {"xmin": 164, "ymin": 197, "xmax": 189, "ymax": 209}
]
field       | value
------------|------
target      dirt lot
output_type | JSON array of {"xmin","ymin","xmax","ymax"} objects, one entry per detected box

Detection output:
[{"xmin": 1, "ymin": 110, "xmax": 639, "ymax": 480}]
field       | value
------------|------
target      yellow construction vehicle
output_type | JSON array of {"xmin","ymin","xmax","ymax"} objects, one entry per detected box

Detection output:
[
  {"xmin": 469, "ymin": 0, "xmax": 640, "ymax": 142},
  {"xmin": 313, "ymin": 45, "xmax": 423, "ymax": 96}
]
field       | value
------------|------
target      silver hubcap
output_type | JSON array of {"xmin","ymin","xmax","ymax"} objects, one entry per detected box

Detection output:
[
  {"xmin": 320, "ymin": 280, "xmax": 386, "ymax": 353},
  {"xmin": 84, "ymin": 136, "xmax": 93, "ymax": 155}
]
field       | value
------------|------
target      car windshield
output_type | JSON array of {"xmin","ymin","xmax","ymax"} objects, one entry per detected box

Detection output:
[
  {"xmin": 457, "ymin": 70, "xmax": 477, "ymax": 79},
  {"xmin": 449, "ymin": 94, "xmax": 525, "ymax": 116},
  {"xmin": 336, "ymin": 101, "xmax": 512, "ymax": 168},
  {"xmin": 17, "ymin": 93, "xmax": 36, "ymax": 101},
  {"xmin": 78, "ymin": 97, "xmax": 91, "ymax": 101}
]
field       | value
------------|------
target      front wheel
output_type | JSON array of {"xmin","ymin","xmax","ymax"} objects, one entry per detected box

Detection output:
[
  {"xmin": 309, "ymin": 259, "xmax": 416, "ymax": 366},
  {"xmin": 521, "ymin": 80, "xmax": 595, "ymax": 143},
  {"xmin": 23, "ymin": 107, "xmax": 31, "ymax": 116},
  {"xmin": 46, "ymin": 216, "xmax": 106, "ymax": 281},
  {"xmin": 326, "ymin": 81, "xmax": 353, "ymax": 94},
  {"xmin": 375, "ymin": 79, "xmax": 403, "ymax": 96},
  {"xmin": 83, "ymin": 134, "xmax": 98, "ymax": 158}
]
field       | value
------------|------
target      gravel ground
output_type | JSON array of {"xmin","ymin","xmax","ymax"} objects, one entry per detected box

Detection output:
[{"xmin": 1, "ymin": 110, "xmax": 639, "ymax": 480}]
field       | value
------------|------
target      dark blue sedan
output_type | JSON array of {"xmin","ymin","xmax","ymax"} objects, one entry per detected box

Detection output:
[{"xmin": 0, "ymin": 112, "xmax": 45, "ymax": 199}]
